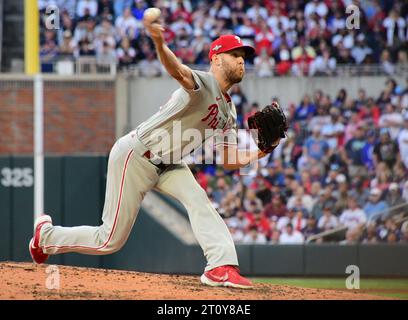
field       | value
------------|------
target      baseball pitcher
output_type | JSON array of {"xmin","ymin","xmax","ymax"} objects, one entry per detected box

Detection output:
[{"xmin": 29, "ymin": 14, "xmax": 286, "ymax": 289}]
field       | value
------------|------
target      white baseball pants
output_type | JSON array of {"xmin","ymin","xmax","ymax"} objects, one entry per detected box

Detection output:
[{"xmin": 40, "ymin": 131, "xmax": 238, "ymax": 271}]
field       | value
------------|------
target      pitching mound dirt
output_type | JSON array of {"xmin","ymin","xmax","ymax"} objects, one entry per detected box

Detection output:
[{"xmin": 0, "ymin": 262, "xmax": 391, "ymax": 300}]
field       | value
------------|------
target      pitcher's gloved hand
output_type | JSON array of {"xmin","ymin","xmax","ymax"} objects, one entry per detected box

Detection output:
[{"xmin": 247, "ymin": 101, "xmax": 288, "ymax": 154}]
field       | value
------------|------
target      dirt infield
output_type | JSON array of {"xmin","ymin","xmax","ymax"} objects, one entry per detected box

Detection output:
[{"xmin": 0, "ymin": 262, "xmax": 391, "ymax": 300}]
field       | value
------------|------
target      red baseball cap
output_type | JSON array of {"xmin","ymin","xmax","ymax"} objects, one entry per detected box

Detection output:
[{"xmin": 208, "ymin": 35, "xmax": 255, "ymax": 60}]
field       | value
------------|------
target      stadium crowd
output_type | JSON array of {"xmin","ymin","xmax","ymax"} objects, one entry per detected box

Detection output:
[
  {"xmin": 190, "ymin": 77, "xmax": 408, "ymax": 244},
  {"xmin": 38, "ymin": 0, "xmax": 408, "ymax": 76}
]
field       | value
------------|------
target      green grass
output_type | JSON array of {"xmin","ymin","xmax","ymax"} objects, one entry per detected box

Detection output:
[{"xmin": 253, "ymin": 277, "xmax": 408, "ymax": 299}]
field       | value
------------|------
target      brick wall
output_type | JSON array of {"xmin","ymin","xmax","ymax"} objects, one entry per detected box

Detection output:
[{"xmin": 0, "ymin": 79, "xmax": 115, "ymax": 155}]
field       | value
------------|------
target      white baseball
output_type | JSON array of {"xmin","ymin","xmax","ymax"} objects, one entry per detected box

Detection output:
[{"xmin": 143, "ymin": 7, "xmax": 161, "ymax": 23}]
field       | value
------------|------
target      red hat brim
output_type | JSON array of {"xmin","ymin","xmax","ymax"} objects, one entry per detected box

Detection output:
[{"xmin": 209, "ymin": 44, "xmax": 255, "ymax": 60}]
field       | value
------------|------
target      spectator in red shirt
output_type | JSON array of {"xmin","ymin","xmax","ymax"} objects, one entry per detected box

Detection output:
[
  {"xmin": 358, "ymin": 97, "xmax": 381, "ymax": 125},
  {"xmin": 175, "ymin": 45, "xmax": 195, "ymax": 64},
  {"xmin": 172, "ymin": 1, "xmax": 192, "ymax": 24},
  {"xmin": 300, "ymin": 170, "xmax": 313, "ymax": 194},
  {"xmin": 162, "ymin": 26, "xmax": 176, "ymax": 48},
  {"xmin": 292, "ymin": 42, "xmax": 316, "ymax": 76},
  {"xmin": 254, "ymin": 19, "xmax": 274, "ymax": 56},
  {"xmin": 194, "ymin": 168, "xmax": 209, "ymax": 191},
  {"xmin": 293, "ymin": 208, "xmax": 308, "ymax": 232},
  {"xmin": 367, "ymin": 1, "xmax": 386, "ymax": 30},
  {"xmin": 264, "ymin": 194, "xmax": 288, "ymax": 219},
  {"xmin": 246, "ymin": 209, "xmax": 271, "ymax": 237},
  {"xmin": 275, "ymin": 47, "xmax": 292, "ymax": 75}
]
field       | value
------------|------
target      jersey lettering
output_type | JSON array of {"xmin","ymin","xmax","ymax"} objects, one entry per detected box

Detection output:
[
  {"xmin": 208, "ymin": 117, "xmax": 220, "ymax": 129},
  {"xmin": 201, "ymin": 104, "xmax": 220, "ymax": 129}
]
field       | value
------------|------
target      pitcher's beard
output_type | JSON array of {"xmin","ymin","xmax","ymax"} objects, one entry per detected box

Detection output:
[{"xmin": 223, "ymin": 64, "xmax": 244, "ymax": 84}]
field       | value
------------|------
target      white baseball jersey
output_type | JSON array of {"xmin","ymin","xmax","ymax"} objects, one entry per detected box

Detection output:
[{"xmin": 136, "ymin": 70, "xmax": 238, "ymax": 163}]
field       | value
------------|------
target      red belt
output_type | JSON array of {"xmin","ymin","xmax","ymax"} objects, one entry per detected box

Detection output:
[
  {"xmin": 143, "ymin": 150, "xmax": 153, "ymax": 159},
  {"xmin": 142, "ymin": 150, "xmax": 169, "ymax": 172}
]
